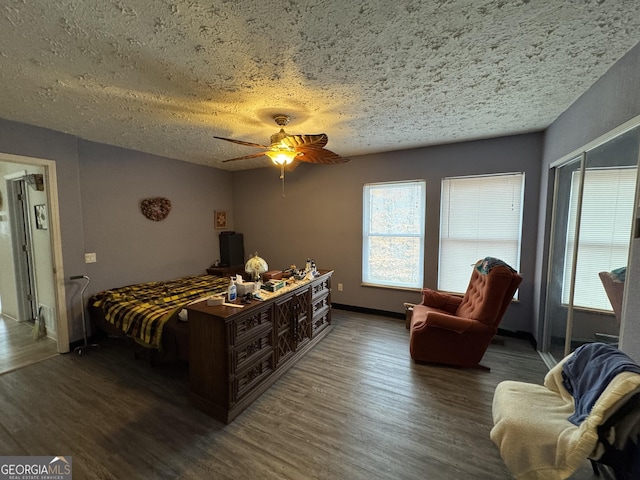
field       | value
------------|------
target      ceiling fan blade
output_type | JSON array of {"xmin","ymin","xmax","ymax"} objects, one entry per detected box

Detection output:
[
  {"xmin": 295, "ymin": 146, "xmax": 350, "ymax": 165},
  {"xmin": 282, "ymin": 133, "xmax": 328, "ymax": 149},
  {"xmin": 214, "ymin": 136, "xmax": 270, "ymax": 148},
  {"xmin": 222, "ymin": 152, "xmax": 269, "ymax": 163}
]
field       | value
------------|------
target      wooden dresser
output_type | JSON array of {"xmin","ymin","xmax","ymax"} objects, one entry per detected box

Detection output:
[{"xmin": 187, "ymin": 270, "xmax": 333, "ymax": 423}]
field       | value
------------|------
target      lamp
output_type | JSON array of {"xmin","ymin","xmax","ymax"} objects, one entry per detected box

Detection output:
[
  {"xmin": 265, "ymin": 147, "xmax": 297, "ymax": 197},
  {"xmin": 245, "ymin": 252, "xmax": 268, "ymax": 283},
  {"xmin": 265, "ymin": 145, "xmax": 297, "ymax": 166},
  {"xmin": 265, "ymin": 130, "xmax": 299, "ymax": 197}
]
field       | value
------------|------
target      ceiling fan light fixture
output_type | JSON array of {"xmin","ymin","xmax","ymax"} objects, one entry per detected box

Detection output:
[
  {"xmin": 265, "ymin": 147, "xmax": 297, "ymax": 166},
  {"xmin": 214, "ymin": 113, "xmax": 348, "ymax": 197},
  {"xmin": 265, "ymin": 146, "xmax": 297, "ymax": 197}
]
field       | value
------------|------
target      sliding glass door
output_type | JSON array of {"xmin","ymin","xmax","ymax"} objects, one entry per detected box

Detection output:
[
  {"xmin": 543, "ymin": 155, "xmax": 582, "ymax": 359},
  {"xmin": 542, "ymin": 125, "xmax": 640, "ymax": 362}
]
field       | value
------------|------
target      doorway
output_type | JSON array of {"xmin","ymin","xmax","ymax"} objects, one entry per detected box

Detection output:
[
  {"xmin": 542, "ymin": 124, "xmax": 640, "ymax": 362},
  {"xmin": 0, "ymin": 153, "xmax": 69, "ymax": 373},
  {"xmin": 5, "ymin": 172, "xmax": 39, "ymax": 324}
]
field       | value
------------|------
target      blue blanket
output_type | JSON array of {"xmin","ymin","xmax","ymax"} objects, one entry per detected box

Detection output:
[
  {"xmin": 611, "ymin": 266, "xmax": 627, "ymax": 282},
  {"xmin": 562, "ymin": 343, "xmax": 640, "ymax": 425},
  {"xmin": 475, "ymin": 257, "xmax": 516, "ymax": 274}
]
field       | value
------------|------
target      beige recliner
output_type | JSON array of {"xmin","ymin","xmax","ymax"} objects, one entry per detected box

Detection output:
[{"xmin": 491, "ymin": 345, "xmax": 640, "ymax": 479}]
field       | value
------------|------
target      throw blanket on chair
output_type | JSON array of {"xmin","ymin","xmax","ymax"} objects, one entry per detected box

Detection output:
[
  {"xmin": 562, "ymin": 343, "xmax": 640, "ymax": 425},
  {"xmin": 476, "ymin": 256, "xmax": 517, "ymax": 274},
  {"xmin": 492, "ymin": 361, "xmax": 640, "ymax": 479}
]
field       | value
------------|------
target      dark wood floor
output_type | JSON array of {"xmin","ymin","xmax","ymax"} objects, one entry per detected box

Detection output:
[{"xmin": 0, "ymin": 310, "xmax": 599, "ymax": 479}]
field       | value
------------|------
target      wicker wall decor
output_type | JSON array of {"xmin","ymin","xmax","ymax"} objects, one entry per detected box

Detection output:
[{"xmin": 140, "ymin": 197, "xmax": 172, "ymax": 221}]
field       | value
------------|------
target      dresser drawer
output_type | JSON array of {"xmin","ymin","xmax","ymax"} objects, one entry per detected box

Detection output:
[
  {"xmin": 232, "ymin": 325, "xmax": 274, "ymax": 372},
  {"xmin": 311, "ymin": 287, "xmax": 330, "ymax": 335},
  {"xmin": 233, "ymin": 351, "xmax": 275, "ymax": 402},
  {"xmin": 311, "ymin": 276, "xmax": 331, "ymax": 300},
  {"xmin": 232, "ymin": 305, "xmax": 273, "ymax": 345},
  {"xmin": 312, "ymin": 307, "xmax": 331, "ymax": 335},
  {"xmin": 312, "ymin": 294, "xmax": 329, "ymax": 317}
]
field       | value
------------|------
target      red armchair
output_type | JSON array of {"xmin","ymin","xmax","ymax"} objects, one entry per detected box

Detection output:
[
  {"xmin": 596, "ymin": 270, "xmax": 624, "ymax": 343},
  {"xmin": 599, "ymin": 270, "xmax": 624, "ymax": 323},
  {"xmin": 409, "ymin": 258, "xmax": 522, "ymax": 368}
]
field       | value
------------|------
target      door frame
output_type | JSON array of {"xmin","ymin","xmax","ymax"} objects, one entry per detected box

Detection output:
[
  {"xmin": 541, "ymin": 117, "xmax": 640, "ymax": 364},
  {"xmin": 0, "ymin": 152, "xmax": 69, "ymax": 353}
]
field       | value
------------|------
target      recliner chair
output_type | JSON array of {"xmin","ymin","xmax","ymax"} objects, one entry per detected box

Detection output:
[
  {"xmin": 491, "ymin": 343, "xmax": 640, "ymax": 480},
  {"xmin": 409, "ymin": 257, "xmax": 522, "ymax": 368},
  {"xmin": 596, "ymin": 270, "xmax": 625, "ymax": 343},
  {"xmin": 599, "ymin": 270, "xmax": 625, "ymax": 322}
]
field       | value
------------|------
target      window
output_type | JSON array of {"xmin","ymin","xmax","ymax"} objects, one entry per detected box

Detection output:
[
  {"xmin": 563, "ymin": 167, "xmax": 637, "ymax": 310},
  {"xmin": 438, "ymin": 173, "xmax": 524, "ymax": 294},
  {"xmin": 362, "ymin": 180, "xmax": 426, "ymax": 289}
]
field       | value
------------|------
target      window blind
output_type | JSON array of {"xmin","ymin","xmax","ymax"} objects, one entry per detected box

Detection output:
[
  {"xmin": 438, "ymin": 173, "xmax": 524, "ymax": 294},
  {"xmin": 563, "ymin": 167, "xmax": 637, "ymax": 310}
]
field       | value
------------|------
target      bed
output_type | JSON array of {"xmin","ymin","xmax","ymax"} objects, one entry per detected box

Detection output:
[{"xmin": 89, "ymin": 274, "xmax": 229, "ymax": 363}]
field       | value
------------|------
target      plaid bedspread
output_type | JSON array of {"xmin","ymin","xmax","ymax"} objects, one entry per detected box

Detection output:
[{"xmin": 91, "ymin": 274, "xmax": 229, "ymax": 349}]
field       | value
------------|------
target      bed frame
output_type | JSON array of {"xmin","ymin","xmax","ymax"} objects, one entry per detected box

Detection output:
[
  {"xmin": 88, "ymin": 274, "xmax": 229, "ymax": 364},
  {"xmin": 89, "ymin": 305, "xmax": 189, "ymax": 364}
]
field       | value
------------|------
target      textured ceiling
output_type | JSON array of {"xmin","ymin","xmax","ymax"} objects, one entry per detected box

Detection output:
[{"xmin": 0, "ymin": 1, "xmax": 638, "ymax": 171}]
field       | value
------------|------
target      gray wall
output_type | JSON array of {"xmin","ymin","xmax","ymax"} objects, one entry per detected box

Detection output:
[
  {"xmin": 536, "ymin": 43, "xmax": 640, "ymax": 357},
  {"xmin": 233, "ymin": 133, "xmax": 542, "ymax": 334},
  {"xmin": 0, "ymin": 119, "xmax": 85, "ymax": 341},
  {"xmin": 0, "ymin": 118, "xmax": 233, "ymax": 342},
  {"xmin": 78, "ymin": 140, "xmax": 233, "ymax": 296}
]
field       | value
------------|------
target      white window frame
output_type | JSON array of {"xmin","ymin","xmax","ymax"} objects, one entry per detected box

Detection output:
[
  {"xmin": 362, "ymin": 180, "xmax": 426, "ymax": 289},
  {"xmin": 438, "ymin": 172, "xmax": 524, "ymax": 294}
]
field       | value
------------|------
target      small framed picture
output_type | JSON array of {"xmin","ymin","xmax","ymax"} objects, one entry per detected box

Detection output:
[
  {"xmin": 34, "ymin": 204, "xmax": 48, "ymax": 230},
  {"xmin": 215, "ymin": 210, "xmax": 227, "ymax": 229}
]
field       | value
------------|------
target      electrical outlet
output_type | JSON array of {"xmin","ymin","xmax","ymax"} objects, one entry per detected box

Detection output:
[
  {"xmin": 84, "ymin": 252, "xmax": 97, "ymax": 263},
  {"xmin": 338, "ymin": 283, "xmax": 343, "ymax": 292}
]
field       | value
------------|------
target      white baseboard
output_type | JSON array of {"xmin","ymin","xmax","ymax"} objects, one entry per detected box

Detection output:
[{"xmin": 0, "ymin": 312, "xmax": 19, "ymax": 322}]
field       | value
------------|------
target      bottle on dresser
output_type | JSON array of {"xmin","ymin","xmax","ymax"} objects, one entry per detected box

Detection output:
[{"xmin": 227, "ymin": 277, "xmax": 237, "ymax": 302}]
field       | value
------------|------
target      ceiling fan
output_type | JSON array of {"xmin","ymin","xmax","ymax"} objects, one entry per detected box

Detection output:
[
  {"xmin": 214, "ymin": 114, "xmax": 349, "ymax": 166},
  {"xmin": 213, "ymin": 114, "xmax": 349, "ymax": 196}
]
